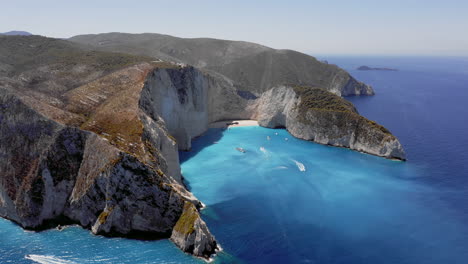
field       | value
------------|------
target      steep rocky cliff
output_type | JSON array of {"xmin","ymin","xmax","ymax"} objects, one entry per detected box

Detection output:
[
  {"xmin": 255, "ymin": 86, "xmax": 406, "ymax": 160},
  {"xmin": 0, "ymin": 36, "xmax": 218, "ymax": 259},
  {"xmin": 139, "ymin": 66, "xmax": 404, "ymax": 160},
  {"xmin": 139, "ymin": 66, "xmax": 253, "ymax": 150},
  {"xmin": 0, "ymin": 35, "xmax": 405, "ymax": 261}
]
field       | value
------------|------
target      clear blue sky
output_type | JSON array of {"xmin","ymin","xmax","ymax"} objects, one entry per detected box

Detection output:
[{"xmin": 2, "ymin": 0, "xmax": 468, "ymax": 56}]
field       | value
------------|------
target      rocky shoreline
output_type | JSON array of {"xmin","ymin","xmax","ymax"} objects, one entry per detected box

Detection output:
[{"xmin": 0, "ymin": 35, "xmax": 405, "ymax": 260}]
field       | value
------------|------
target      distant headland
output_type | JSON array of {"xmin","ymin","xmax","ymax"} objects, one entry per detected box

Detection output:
[{"xmin": 357, "ymin": 65, "xmax": 398, "ymax": 71}]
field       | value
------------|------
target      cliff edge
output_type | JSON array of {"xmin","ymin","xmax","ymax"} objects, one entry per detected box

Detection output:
[
  {"xmin": 255, "ymin": 86, "xmax": 405, "ymax": 160},
  {"xmin": 0, "ymin": 35, "xmax": 218, "ymax": 259},
  {"xmin": 138, "ymin": 66, "xmax": 405, "ymax": 160},
  {"xmin": 0, "ymin": 35, "xmax": 405, "ymax": 261}
]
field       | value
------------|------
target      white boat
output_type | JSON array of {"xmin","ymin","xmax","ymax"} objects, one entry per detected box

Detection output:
[{"xmin": 236, "ymin": 147, "xmax": 246, "ymax": 153}]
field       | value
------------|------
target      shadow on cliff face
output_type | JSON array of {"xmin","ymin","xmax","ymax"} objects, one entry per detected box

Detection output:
[{"xmin": 179, "ymin": 128, "xmax": 226, "ymax": 191}]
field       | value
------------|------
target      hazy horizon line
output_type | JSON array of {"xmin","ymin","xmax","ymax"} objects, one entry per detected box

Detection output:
[{"xmin": 3, "ymin": 29, "xmax": 468, "ymax": 58}]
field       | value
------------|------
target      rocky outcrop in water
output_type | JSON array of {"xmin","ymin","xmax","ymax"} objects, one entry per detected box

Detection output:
[
  {"xmin": 255, "ymin": 86, "xmax": 406, "ymax": 160},
  {"xmin": 357, "ymin": 65, "xmax": 398, "ymax": 71},
  {"xmin": 170, "ymin": 202, "xmax": 218, "ymax": 257}
]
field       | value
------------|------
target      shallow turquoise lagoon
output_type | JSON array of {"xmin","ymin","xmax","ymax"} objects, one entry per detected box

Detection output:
[{"xmin": 180, "ymin": 126, "xmax": 468, "ymax": 264}]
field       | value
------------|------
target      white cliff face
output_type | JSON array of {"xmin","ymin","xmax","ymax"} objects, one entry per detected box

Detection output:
[
  {"xmin": 140, "ymin": 67, "xmax": 209, "ymax": 150},
  {"xmin": 254, "ymin": 86, "xmax": 297, "ymax": 128},
  {"xmin": 0, "ymin": 86, "xmax": 218, "ymax": 259},
  {"xmin": 140, "ymin": 67, "xmax": 403, "ymax": 160},
  {"xmin": 328, "ymin": 71, "xmax": 375, "ymax": 96},
  {"xmin": 341, "ymin": 77, "xmax": 375, "ymax": 96},
  {"xmin": 140, "ymin": 67, "xmax": 255, "ymax": 151},
  {"xmin": 139, "ymin": 112, "xmax": 182, "ymax": 183},
  {"xmin": 349, "ymin": 128, "xmax": 406, "ymax": 159},
  {"xmin": 253, "ymin": 86, "xmax": 405, "ymax": 160}
]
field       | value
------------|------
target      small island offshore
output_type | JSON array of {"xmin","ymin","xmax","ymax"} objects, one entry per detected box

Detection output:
[{"xmin": 357, "ymin": 65, "xmax": 398, "ymax": 71}]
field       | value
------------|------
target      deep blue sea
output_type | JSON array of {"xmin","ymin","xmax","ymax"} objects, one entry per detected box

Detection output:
[{"xmin": 1, "ymin": 56, "xmax": 468, "ymax": 264}]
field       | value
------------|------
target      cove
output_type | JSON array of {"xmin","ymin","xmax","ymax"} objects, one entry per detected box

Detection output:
[{"xmin": 180, "ymin": 125, "xmax": 468, "ymax": 264}]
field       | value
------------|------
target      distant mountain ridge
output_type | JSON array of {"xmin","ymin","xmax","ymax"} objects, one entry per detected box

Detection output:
[
  {"xmin": 69, "ymin": 32, "xmax": 374, "ymax": 96},
  {"xmin": 1, "ymin": 31, "xmax": 32, "ymax": 36}
]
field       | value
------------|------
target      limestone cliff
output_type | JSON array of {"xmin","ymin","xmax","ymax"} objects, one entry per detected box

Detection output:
[
  {"xmin": 255, "ymin": 86, "xmax": 406, "ymax": 160},
  {"xmin": 137, "ymin": 66, "xmax": 404, "ymax": 160},
  {"xmin": 0, "ymin": 35, "xmax": 405, "ymax": 262},
  {"xmin": 0, "ymin": 36, "xmax": 218, "ymax": 259},
  {"xmin": 139, "ymin": 66, "xmax": 253, "ymax": 150}
]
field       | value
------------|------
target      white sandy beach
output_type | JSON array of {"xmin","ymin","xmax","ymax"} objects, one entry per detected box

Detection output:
[{"xmin": 208, "ymin": 120, "xmax": 259, "ymax": 128}]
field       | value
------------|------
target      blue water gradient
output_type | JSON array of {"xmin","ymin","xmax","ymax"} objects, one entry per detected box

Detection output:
[
  {"xmin": 180, "ymin": 56, "xmax": 468, "ymax": 263},
  {"xmin": 181, "ymin": 126, "xmax": 467, "ymax": 264},
  {"xmin": 1, "ymin": 56, "xmax": 467, "ymax": 263},
  {"xmin": 0, "ymin": 219, "xmax": 201, "ymax": 263}
]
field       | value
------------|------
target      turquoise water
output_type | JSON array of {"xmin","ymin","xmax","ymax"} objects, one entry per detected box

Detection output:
[
  {"xmin": 0, "ymin": 219, "xmax": 201, "ymax": 263},
  {"xmin": 180, "ymin": 126, "xmax": 468, "ymax": 264},
  {"xmin": 2, "ymin": 57, "xmax": 468, "ymax": 263},
  {"xmin": 180, "ymin": 56, "xmax": 468, "ymax": 263}
]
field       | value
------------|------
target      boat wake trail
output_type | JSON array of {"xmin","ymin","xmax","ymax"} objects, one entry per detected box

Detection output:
[
  {"xmin": 25, "ymin": 255, "xmax": 78, "ymax": 264},
  {"xmin": 273, "ymin": 166, "xmax": 288, "ymax": 170},
  {"xmin": 291, "ymin": 159, "xmax": 306, "ymax": 172}
]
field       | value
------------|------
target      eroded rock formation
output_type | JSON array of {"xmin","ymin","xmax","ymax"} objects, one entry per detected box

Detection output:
[
  {"xmin": 0, "ymin": 35, "xmax": 405, "ymax": 261},
  {"xmin": 0, "ymin": 52, "xmax": 218, "ymax": 259},
  {"xmin": 141, "ymin": 66, "xmax": 405, "ymax": 160},
  {"xmin": 255, "ymin": 86, "xmax": 405, "ymax": 160}
]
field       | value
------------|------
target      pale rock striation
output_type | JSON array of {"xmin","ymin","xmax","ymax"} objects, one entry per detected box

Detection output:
[{"xmin": 139, "ymin": 67, "xmax": 209, "ymax": 151}]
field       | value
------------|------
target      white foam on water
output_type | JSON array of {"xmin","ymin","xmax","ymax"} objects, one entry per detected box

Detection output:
[
  {"xmin": 292, "ymin": 159, "xmax": 306, "ymax": 172},
  {"xmin": 25, "ymin": 255, "xmax": 78, "ymax": 264},
  {"xmin": 259, "ymin": 147, "xmax": 271, "ymax": 158},
  {"xmin": 274, "ymin": 166, "xmax": 288, "ymax": 170}
]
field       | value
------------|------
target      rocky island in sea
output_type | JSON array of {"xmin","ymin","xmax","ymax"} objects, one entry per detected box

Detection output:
[
  {"xmin": 357, "ymin": 65, "xmax": 398, "ymax": 71},
  {"xmin": 0, "ymin": 33, "xmax": 405, "ymax": 260}
]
